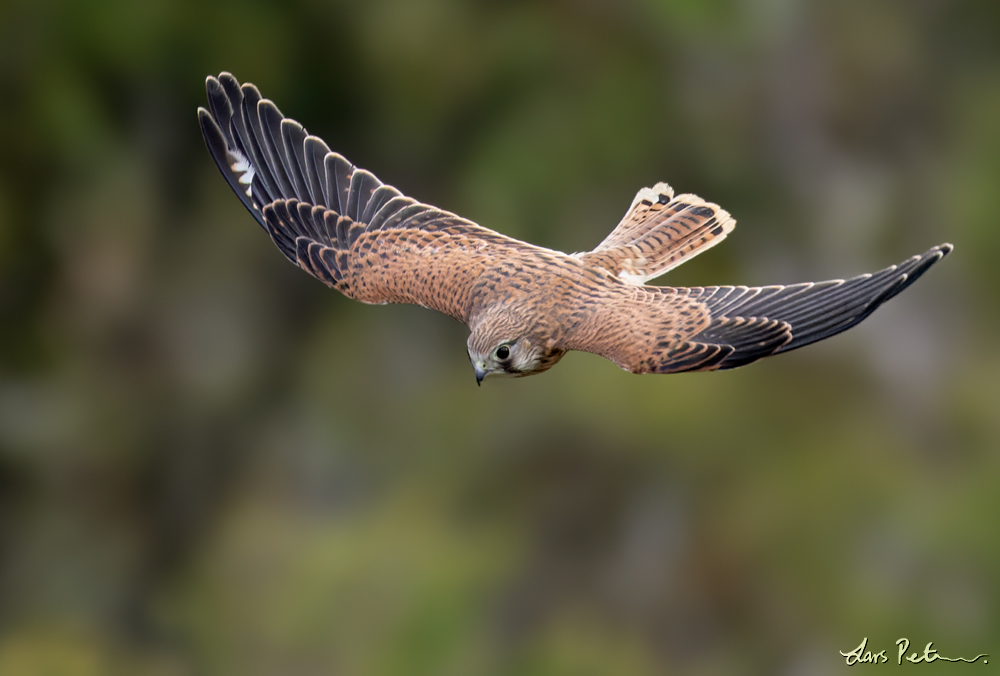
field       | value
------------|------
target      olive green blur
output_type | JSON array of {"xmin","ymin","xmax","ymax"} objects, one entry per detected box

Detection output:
[{"xmin": 0, "ymin": 0, "xmax": 997, "ymax": 674}]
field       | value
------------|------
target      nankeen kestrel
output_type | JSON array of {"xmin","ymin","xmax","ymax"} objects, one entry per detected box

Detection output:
[{"xmin": 198, "ymin": 73, "xmax": 951, "ymax": 384}]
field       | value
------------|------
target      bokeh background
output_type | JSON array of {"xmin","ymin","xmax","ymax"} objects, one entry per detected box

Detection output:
[{"xmin": 1, "ymin": 0, "xmax": 998, "ymax": 674}]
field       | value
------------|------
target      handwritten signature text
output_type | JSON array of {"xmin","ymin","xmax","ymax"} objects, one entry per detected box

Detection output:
[{"xmin": 840, "ymin": 637, "xmax": 987, "ymax": 666}]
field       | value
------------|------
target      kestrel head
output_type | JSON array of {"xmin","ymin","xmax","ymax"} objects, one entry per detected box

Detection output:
[{"xmin": 466, "ymin": 306, "xmax": 566, "ymax": 384}]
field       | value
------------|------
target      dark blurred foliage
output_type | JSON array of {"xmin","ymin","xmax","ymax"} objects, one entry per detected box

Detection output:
[{"xmin": 0, "ymin": 0, "xmax": 998, "ymax": 673}]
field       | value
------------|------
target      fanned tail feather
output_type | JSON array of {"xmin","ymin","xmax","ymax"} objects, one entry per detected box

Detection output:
[{"xmin": 581, "ymin": 185, "xmax": 736, "ymax": 284}]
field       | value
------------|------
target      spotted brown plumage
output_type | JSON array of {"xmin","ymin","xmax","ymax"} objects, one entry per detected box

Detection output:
[{"xmin": 198, "ymin": 73, "xmax": 953, "ymax": 384}]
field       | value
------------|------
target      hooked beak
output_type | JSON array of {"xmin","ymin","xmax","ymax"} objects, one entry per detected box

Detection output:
[{"xmin": 474, "ymin": 363, "xmax": 487, "ymax": 386}]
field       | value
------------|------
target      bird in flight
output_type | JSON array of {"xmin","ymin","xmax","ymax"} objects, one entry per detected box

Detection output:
[{"xmin": 198, "ymin": 73, "xmax": 951, "ymax": 385}]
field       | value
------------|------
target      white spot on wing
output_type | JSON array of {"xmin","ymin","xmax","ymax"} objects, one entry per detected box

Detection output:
[
  {"xmin": 227, "ymin": 149, "xmax": 255, "ymax": 188},
  {"xmin": 619, "ymin": 271, "xmax": 648, "ymax": 285}
]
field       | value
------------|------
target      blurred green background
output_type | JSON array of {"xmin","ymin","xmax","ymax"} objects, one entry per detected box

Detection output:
[{"xmin": 1, "ymin": 0, "xmax": 997, "ymax": 674}]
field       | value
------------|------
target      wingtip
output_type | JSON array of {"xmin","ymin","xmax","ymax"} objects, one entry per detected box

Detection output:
[
  {"xmin": 198, "ymin": 107, "xmax": 218, "ymax": 138},
  {"xmin": 917, "ymin": 243, "xmax": 953, "ymax": 267}
]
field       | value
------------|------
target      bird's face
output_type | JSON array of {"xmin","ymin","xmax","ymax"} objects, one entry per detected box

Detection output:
[{"xmin": 467, "ymin": 324, "xmax": 565, "ymax": 384}]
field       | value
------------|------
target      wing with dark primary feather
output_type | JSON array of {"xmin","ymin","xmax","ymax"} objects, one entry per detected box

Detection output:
[
  {"xmin": 199, "ymin": 72, "xmax": 952, "ymax": 378},
  {"xmin": 578, "ymin": 244, "xmax": 952, "ymax": 374},
  {"xmin": 197, "ymin": 72, "xmax": 527, "ymax": 322}
]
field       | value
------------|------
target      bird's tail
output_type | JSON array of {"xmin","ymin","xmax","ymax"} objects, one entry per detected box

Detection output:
[{"xmin": 578, "ymin": 183, "xmax": 735, "ymax": 285}]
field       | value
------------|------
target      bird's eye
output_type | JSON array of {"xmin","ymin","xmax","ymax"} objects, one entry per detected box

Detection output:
[{"xmin": 495, "ymin": 345, "xmax": 510, "ymax": 360}]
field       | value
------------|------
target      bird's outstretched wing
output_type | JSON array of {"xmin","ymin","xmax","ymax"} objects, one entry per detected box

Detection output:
[
  {"xmin": 578, "ymin": 183, "xmax": 735, "ymax": 284},
  {"xmin": 198, "ymin": 72, "xmax": 528, "ymax": 322},
  {"xmin": 571, "ymin": 244, "xmax": 952, "ymax": 373}
]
